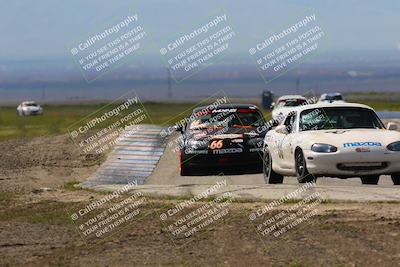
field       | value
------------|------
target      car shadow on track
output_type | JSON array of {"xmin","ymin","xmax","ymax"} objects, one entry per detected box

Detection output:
[{"xmin": 187, "ymin": 164, "xmax": 263, "ymax": 176}]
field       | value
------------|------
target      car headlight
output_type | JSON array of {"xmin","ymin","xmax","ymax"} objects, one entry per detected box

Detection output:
[
  {"xmin": 387, "ymin": 141, "xmax": 400, "ymax": 151},
  {"xmin": 311, "ymin": 143, "xmax": 338, "ymax": 153}
]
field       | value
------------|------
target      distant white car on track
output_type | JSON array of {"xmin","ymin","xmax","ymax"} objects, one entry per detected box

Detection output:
[
  {"xmin": 263, "ymin": 102, "xmax": 400, "ymax": 185},
  {"xmin": 319, "ymin": 92, "xmax": 346, "ymax": 103},
  {"xmin": 17, "ymin": 101, "xmax": 43, "ymax": 116},
  {"xmin": 271, "ymin": 95, "xmax": 307, "ymax": 121}
]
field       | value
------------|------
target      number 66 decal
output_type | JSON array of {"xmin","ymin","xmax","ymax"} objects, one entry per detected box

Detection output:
[{"xmin": 209, "ymin": 140, "xmax": 223, "ymax": 149}]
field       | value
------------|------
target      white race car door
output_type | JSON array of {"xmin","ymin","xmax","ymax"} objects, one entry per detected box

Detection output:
[
  {"xmin": 279, "ymin": 112, "xmax": 297, "ymax": 169},
  {"xmin": 266, "ymin": 130, "xmax": 282, "ymax": 164}
]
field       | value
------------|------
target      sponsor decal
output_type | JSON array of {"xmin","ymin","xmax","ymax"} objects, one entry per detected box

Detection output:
[
  {"xmin": 209, "ymin": 140, "xmax": 224, "ymax": 149},
  {"xmin": 343, "ymin": 142, "xmax": 382, "ymax": 148},
  {"xmin": 250, "ymin": 148, "xmax": 263, "ymax": 152},
  {"xmin": 212, "ymin": 134, "xmax": 243, "ymax": 139},
  {"xmin": 212, "ymin": 108, "xmax": 237, "ymax": 113},
  {"xmin": 355, "ymin": 147, "xmax": 370, "ymax": 153},
  {"xmin": 213, "ymin": 148, "xmax": 243, "ymax": 154},
  {"xmin": 231, "ymin": 138, "xmax": 243, "ymax": 143},
  {"xmin": 186, "ymin": 149, "xmax": 208, "ymax": 155}
]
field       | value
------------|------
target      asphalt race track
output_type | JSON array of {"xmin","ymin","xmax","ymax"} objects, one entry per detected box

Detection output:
[{"xmin": 84, "ymin": 120, "xmax": 400, "ymax": 202}]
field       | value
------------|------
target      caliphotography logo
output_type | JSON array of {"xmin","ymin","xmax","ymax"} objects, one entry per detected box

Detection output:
[
  {"xmin": 248, "ymin": 10, "xmax": 330, "ymax": 85},
  {"xmin": 159, "ymin": 9, "xmax": 236, "ymax": 82},
  {"xmin": 70, "ymin": 12, "xmax": 147, "ymax": 82},
  {"xmin": 67, "ymin": 90, "xmax": 151, "ymax": 155},
  {"xmin": 67, "ymin": 181, "xmax": 152, "ymax": 246},
  {"xmin": 156, "ymin": 176, "xmax": 237, "ymax": 248},
  {"xmin": 248, "ymin": 180, "xmax": 324, "ymax": 242}
]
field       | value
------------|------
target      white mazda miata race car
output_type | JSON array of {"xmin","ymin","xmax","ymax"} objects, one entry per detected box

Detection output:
[
  {"xmin": 263, "ymin": 102, "xmax": 400, "ymax": 185},
  {"xmin": 17, "ymin": 101, "xmax": 43, "ymax": 116},
  {"xmin": 271, "ymin": 95, "xmax": 307, "ymax": 121}
]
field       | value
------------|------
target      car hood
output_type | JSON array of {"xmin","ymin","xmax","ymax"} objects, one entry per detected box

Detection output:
[{"xmin": 297, "ymin": 129, "xmax": 400, "ymax": 150}]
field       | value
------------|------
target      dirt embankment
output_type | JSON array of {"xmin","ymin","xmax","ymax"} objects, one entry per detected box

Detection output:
[
  {"xmin": 0, "ymin": 196, "xmax": 399, "ymax": 266},
  {"xmin": 0, "ymin": 134, "xmax": 105, "ymax": 193}
]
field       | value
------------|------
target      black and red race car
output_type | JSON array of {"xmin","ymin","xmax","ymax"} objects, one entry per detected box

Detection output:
[{"xmin": 176, "ymin": 104, "xmax": 267, "ymax": 175}]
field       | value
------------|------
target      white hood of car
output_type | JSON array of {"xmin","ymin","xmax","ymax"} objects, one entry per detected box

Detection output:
[
  {"xmin": 297, "ymin": 129, "xmax": 400, "ymax": 150},
  {"xmin": 22, "ymin": 106, "xmax": 41, "ymax": 111}
]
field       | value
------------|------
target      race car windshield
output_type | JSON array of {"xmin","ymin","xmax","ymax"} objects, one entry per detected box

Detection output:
[
  {"xmin": 24, "ymin": 103, "xmax": 38, "ymax": 107},
  {"xmin": 279, "ymin": 99, "xmax": 306, "ymax": 107},
  {"xmin": 324, "ymin": 95, "xmax": 343, "ymax": 101},
  {"xmin": 300, "ymin": 107, "xmax": 384, "ymax": 131},
  {"xmin": 188, "ymin": 109, "xmax": 264, "ymax": 130}
]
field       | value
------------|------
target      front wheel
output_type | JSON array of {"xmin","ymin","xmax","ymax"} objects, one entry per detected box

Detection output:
[
  {"xmin": 391, "ymin": 174, "xmax": 400, "ymax": 185},
  {"xmin": 180, "ymin": 150, "xmax": 194, "ymax": 176},
  {"xmin": 295, "ymin": 149, "xmax": 315, "ymax": 183},
  {"xmin": 180, "ymin": 162, "xmax": 192, "ymax": 176},
  {"xmin": 360, "ymin": 175, "xmax": 380, "ymax": 185},
  {"xmin": 263, "ymin": 148, "xmax": 283, "ymax": 184}
]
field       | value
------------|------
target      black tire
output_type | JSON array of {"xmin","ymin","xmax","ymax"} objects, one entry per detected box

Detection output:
[
  {"xmin": 263, "ymin": 147, "xmax": 283, "ymax": 184},
  {"xmin": 180, "ymin": 150, "xmax": 193, "ymax": 176},
  {"xmin": 391, "ymin": 174, "xmax": 400, "ymax": 185},
  {"xmin": 295, "ymin": 149, "xmax": 315, "ymax": 183},
  {"xmin": 180, "ymin": 162, "xmax": 192, "ymax": 176},
  {"xmin": 360, "ymin": 175, "xmax": 380, "ymax": 185}
]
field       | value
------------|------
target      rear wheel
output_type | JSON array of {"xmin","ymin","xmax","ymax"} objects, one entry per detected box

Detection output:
[
  {"xmin": 360, "ymin": 175, "xmax": 380, "ymax": 185},
  {"xmin": 263, "ymin": 148, "xmax": 283, "ymax": 184},
  {"xmin": 295, "ymin": 149, "xmax": 315, "ymax": 183},
  {"xmin": 391, "ymin": 174, "xmax": 400, "ymax": 185}
]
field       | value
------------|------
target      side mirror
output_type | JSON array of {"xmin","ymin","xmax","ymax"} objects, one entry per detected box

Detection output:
[
  {"xmin": 175, "ymin": 125, "xmax": 183, "ymax": 133},
  {"xmin": 275, "ymin": 125, "xmax": 289, "ymax": 135},
  {"xmin": 270, "ymin": 102, "xmax": 275, "ymax": 109},
  {"xmin": 387, "ymin": 122, "xmax": 398, "ymax": 131}
]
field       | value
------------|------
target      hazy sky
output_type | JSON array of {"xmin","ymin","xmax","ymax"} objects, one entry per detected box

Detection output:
[{"xmin": 1, "ymin": 0, "xmax": 399, "ymax": 61}]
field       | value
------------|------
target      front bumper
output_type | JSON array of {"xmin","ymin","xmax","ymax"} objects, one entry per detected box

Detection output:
[
  {"xmin": 183, "ymin": 150, "xmax": 264, "ymax": 168},
  {"xmin": 26, "ymin": 109, "xmax": 43, "ymax": 115},
  {"xmin": 303, "ymin": 149, "xmax": 400, "ymax": 176}
]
